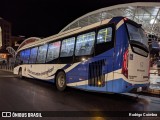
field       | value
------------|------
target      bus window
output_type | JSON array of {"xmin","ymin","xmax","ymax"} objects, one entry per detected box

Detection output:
[
  {"xmin": 24, "ymin": 49, "xmax": 30, "ymax": 64},
  {"xmin": 75, "ymin": 32, "xmax": 95, "ymax": 56},
  {"xmin": 20, "ymin": 50, "xmax": 25, "ymax": 63},
  {"xmin": 60, "ymin": 37, "xmax": 75, "ymax": 57},
  {"xmin": 46, "ymin": 41, "xmax": 61, "ymax": 62},
  {"xmin": 97, "ymin": 27, "xmax": 112, "ymax": 44},
  {"xmin": 36, "ymin": 44, "xmax": 48, "ymax": 63},
  {"xmin": 29, "ymin": 47, "xmax": 38, "ymax": 63}
]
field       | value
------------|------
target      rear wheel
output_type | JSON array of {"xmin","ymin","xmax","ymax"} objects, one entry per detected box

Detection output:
[
  {"xmin": 56, "ymin": 71, "xmax": 66, "ymax": 91},
  {"xmin": 18, "ymin": 68, "xmax": 23, "ymax": 79}
]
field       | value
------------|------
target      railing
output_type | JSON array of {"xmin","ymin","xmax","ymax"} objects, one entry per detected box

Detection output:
[{"xmin": 0, "ymin": 64, "xmax": 14, "ymax": 72}]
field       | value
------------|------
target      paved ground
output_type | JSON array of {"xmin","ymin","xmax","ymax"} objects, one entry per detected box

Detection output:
[{"xmin": 0, "ymin": 70, "xmax": 160, "ymax": 120}]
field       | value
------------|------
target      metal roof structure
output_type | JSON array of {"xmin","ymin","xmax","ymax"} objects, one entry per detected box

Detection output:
[
  {"xmin": 17, "ymin": 37, "xmax": 41, "ymax": 51},
  {"xmin": 60, "ymin": 2, "xmax": 160, "ymax": 37}
]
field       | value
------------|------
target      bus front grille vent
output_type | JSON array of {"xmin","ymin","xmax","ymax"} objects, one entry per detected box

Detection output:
[{"xmin": 88, "ymin": 59, "xmax": 105, "ymax": 87}]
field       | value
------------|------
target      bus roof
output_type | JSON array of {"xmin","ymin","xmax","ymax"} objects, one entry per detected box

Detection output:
[{"xmin": 17, "ymin": 16, "xmax": 126, "ymax": 53}]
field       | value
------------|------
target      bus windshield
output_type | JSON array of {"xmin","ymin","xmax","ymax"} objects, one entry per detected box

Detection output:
[{"xmin": 126, "ymin": 23, "xmax": 149, "ymax": 56}]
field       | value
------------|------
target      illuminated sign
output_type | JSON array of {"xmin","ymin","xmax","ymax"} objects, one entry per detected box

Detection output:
[{"xmin": 0, "ymin": 54, "xmax": 7, "ymax": 59}]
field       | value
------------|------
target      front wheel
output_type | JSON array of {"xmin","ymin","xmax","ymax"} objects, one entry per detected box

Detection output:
[{"xmin": 56, "ymin": 71, "xmax": 66, "ymax": 91}]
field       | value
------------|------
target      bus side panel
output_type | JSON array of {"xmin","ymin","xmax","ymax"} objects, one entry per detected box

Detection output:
[
  {"xmin": 66, "ymin": 63, "xmax": 88, "ymax": 89},
  {"xmin": 66, "ymin": 49, "xmax": 114, "ymax": 92},
  {"xmin": 14, "ymin": 65, "xmax": 23, "ymax": 75},
  {"xmin": 24, "ymin": 64, "xmax": 48, "ymax": 79},
  {"xmin": 105, "ymin": 56, "xmax": 114, "ymax": 92},
  {"xmin": 13, "ymin": 66, "xmax": 20, "ymax": 75},
  {"xmin": 87, "ymin": 50, "xmax": 114, "ymax": 92},
  {"xmin": 15, "ymin": 64, "xmax": 66, "ymax": 82}
]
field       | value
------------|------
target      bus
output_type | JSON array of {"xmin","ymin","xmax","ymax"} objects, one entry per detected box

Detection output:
[{"xmin": 14, "ymin": 16, "xmax": 150, "ymax": 93}]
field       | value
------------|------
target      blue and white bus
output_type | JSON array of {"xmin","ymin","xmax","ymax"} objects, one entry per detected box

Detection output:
[{"xmin": 14, "ymin": 16, "xmax": 150, "ymax": 93}]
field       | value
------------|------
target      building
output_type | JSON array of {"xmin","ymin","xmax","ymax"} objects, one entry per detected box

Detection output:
[
  {"xmin": 10, "ymin": 36, "xmax": 25, "ymax": 50},
  {"xmin": 0, "ymin": 17, "xmax": 11, "ymax": 52}
]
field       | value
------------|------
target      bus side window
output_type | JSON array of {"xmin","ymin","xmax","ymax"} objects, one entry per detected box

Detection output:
[
  {"xmin": 97, "ymin": 27, "xmax": 112, "ymax": 44},
  {"xmin": 46, "ymin": 41, "xmax": 61, "ymax": 62},
  {"xmin": 20, "ymin": 50, "xmax": 25, "ymax": 64},
  {"xmin": 36, "ymin": 44, "xmax": 48, "ymax": 63},
  {"xmin": 60, "ymin": 37, "xmax": 75, "ymax": 57},
  {"xmin": 24, "ymin": 49, "xmax": 30, "ymax": 64},
  {"xmin": 29, "ymin": 47, "xmax": 38, "ymax": 63},
  {"xmin": 75, "ymin": 32, "xmax": 95, "ymax": 56}
]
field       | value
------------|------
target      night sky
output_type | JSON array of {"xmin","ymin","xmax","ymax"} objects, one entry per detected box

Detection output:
[{"xmin": 0, "ymin": 0, "xmax": 159, "ymax": 38}]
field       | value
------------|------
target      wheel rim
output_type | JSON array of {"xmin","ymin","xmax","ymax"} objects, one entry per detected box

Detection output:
[{"xmin": 58, "ymin": 74, "xmax": 65, "ymax": 88}]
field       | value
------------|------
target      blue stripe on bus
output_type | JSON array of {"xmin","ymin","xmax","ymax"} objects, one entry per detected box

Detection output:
[
  {"xmin": 62, "ymin": 64, "xmax": 72, "ymax": 70},
  {"xmin": 114, "ymin": 23, "xmax": 129, "ymax": 70},
  {"xmin": 109, "ymin": 17, "xmax": 124, "ymax": 25}
]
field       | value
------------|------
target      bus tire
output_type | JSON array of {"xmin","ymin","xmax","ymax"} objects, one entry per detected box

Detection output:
[
  {"xmin": 18, "ymin": 68, "xmax": 23, "ymax": 79},
  {"xmin": 56, "ymin": 71, "xmax": 66, "ymax": 91}
]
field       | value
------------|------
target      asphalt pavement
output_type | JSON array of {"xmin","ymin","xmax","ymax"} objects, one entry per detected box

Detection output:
[{"xmin": 0, "ymin": 70, "xmax": 160, "ymax": 120}]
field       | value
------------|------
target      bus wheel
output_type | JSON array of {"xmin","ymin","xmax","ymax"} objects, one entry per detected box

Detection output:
[
  {"xmin": 56, "ymin": 71, "xmax": 66, "ymax": 91},
  {"xmin": 18, "ymin": 68, "xmax": 23, "ymax": 79}
]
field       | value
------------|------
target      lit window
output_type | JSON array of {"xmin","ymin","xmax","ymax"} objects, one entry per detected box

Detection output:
[
  {"xmin": 29, "ymin": 47, "xmax": 38, "ymax": 63},
  {"xmin": 46, "ymin": 41, "xmax": 61, "ymax": 62},
  {"xmin": 75, "ymin": 32, "xmax": 95, "ymax": 56},
  {"xmin": 60, "ymin": 37, "xmax": 75, "ymax": 57},
  {"xmin": 36, "ymin": 44, "xmax": 48, "ymax": 63},
  {"xmin": 97, "ymin": 27, "xmax": 112, "ymax": 44}
]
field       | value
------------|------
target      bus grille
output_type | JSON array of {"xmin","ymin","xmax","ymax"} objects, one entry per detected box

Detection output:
[{"xmin": 88, "ymin": 59, "xmax": 105, "ymax": 87}]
